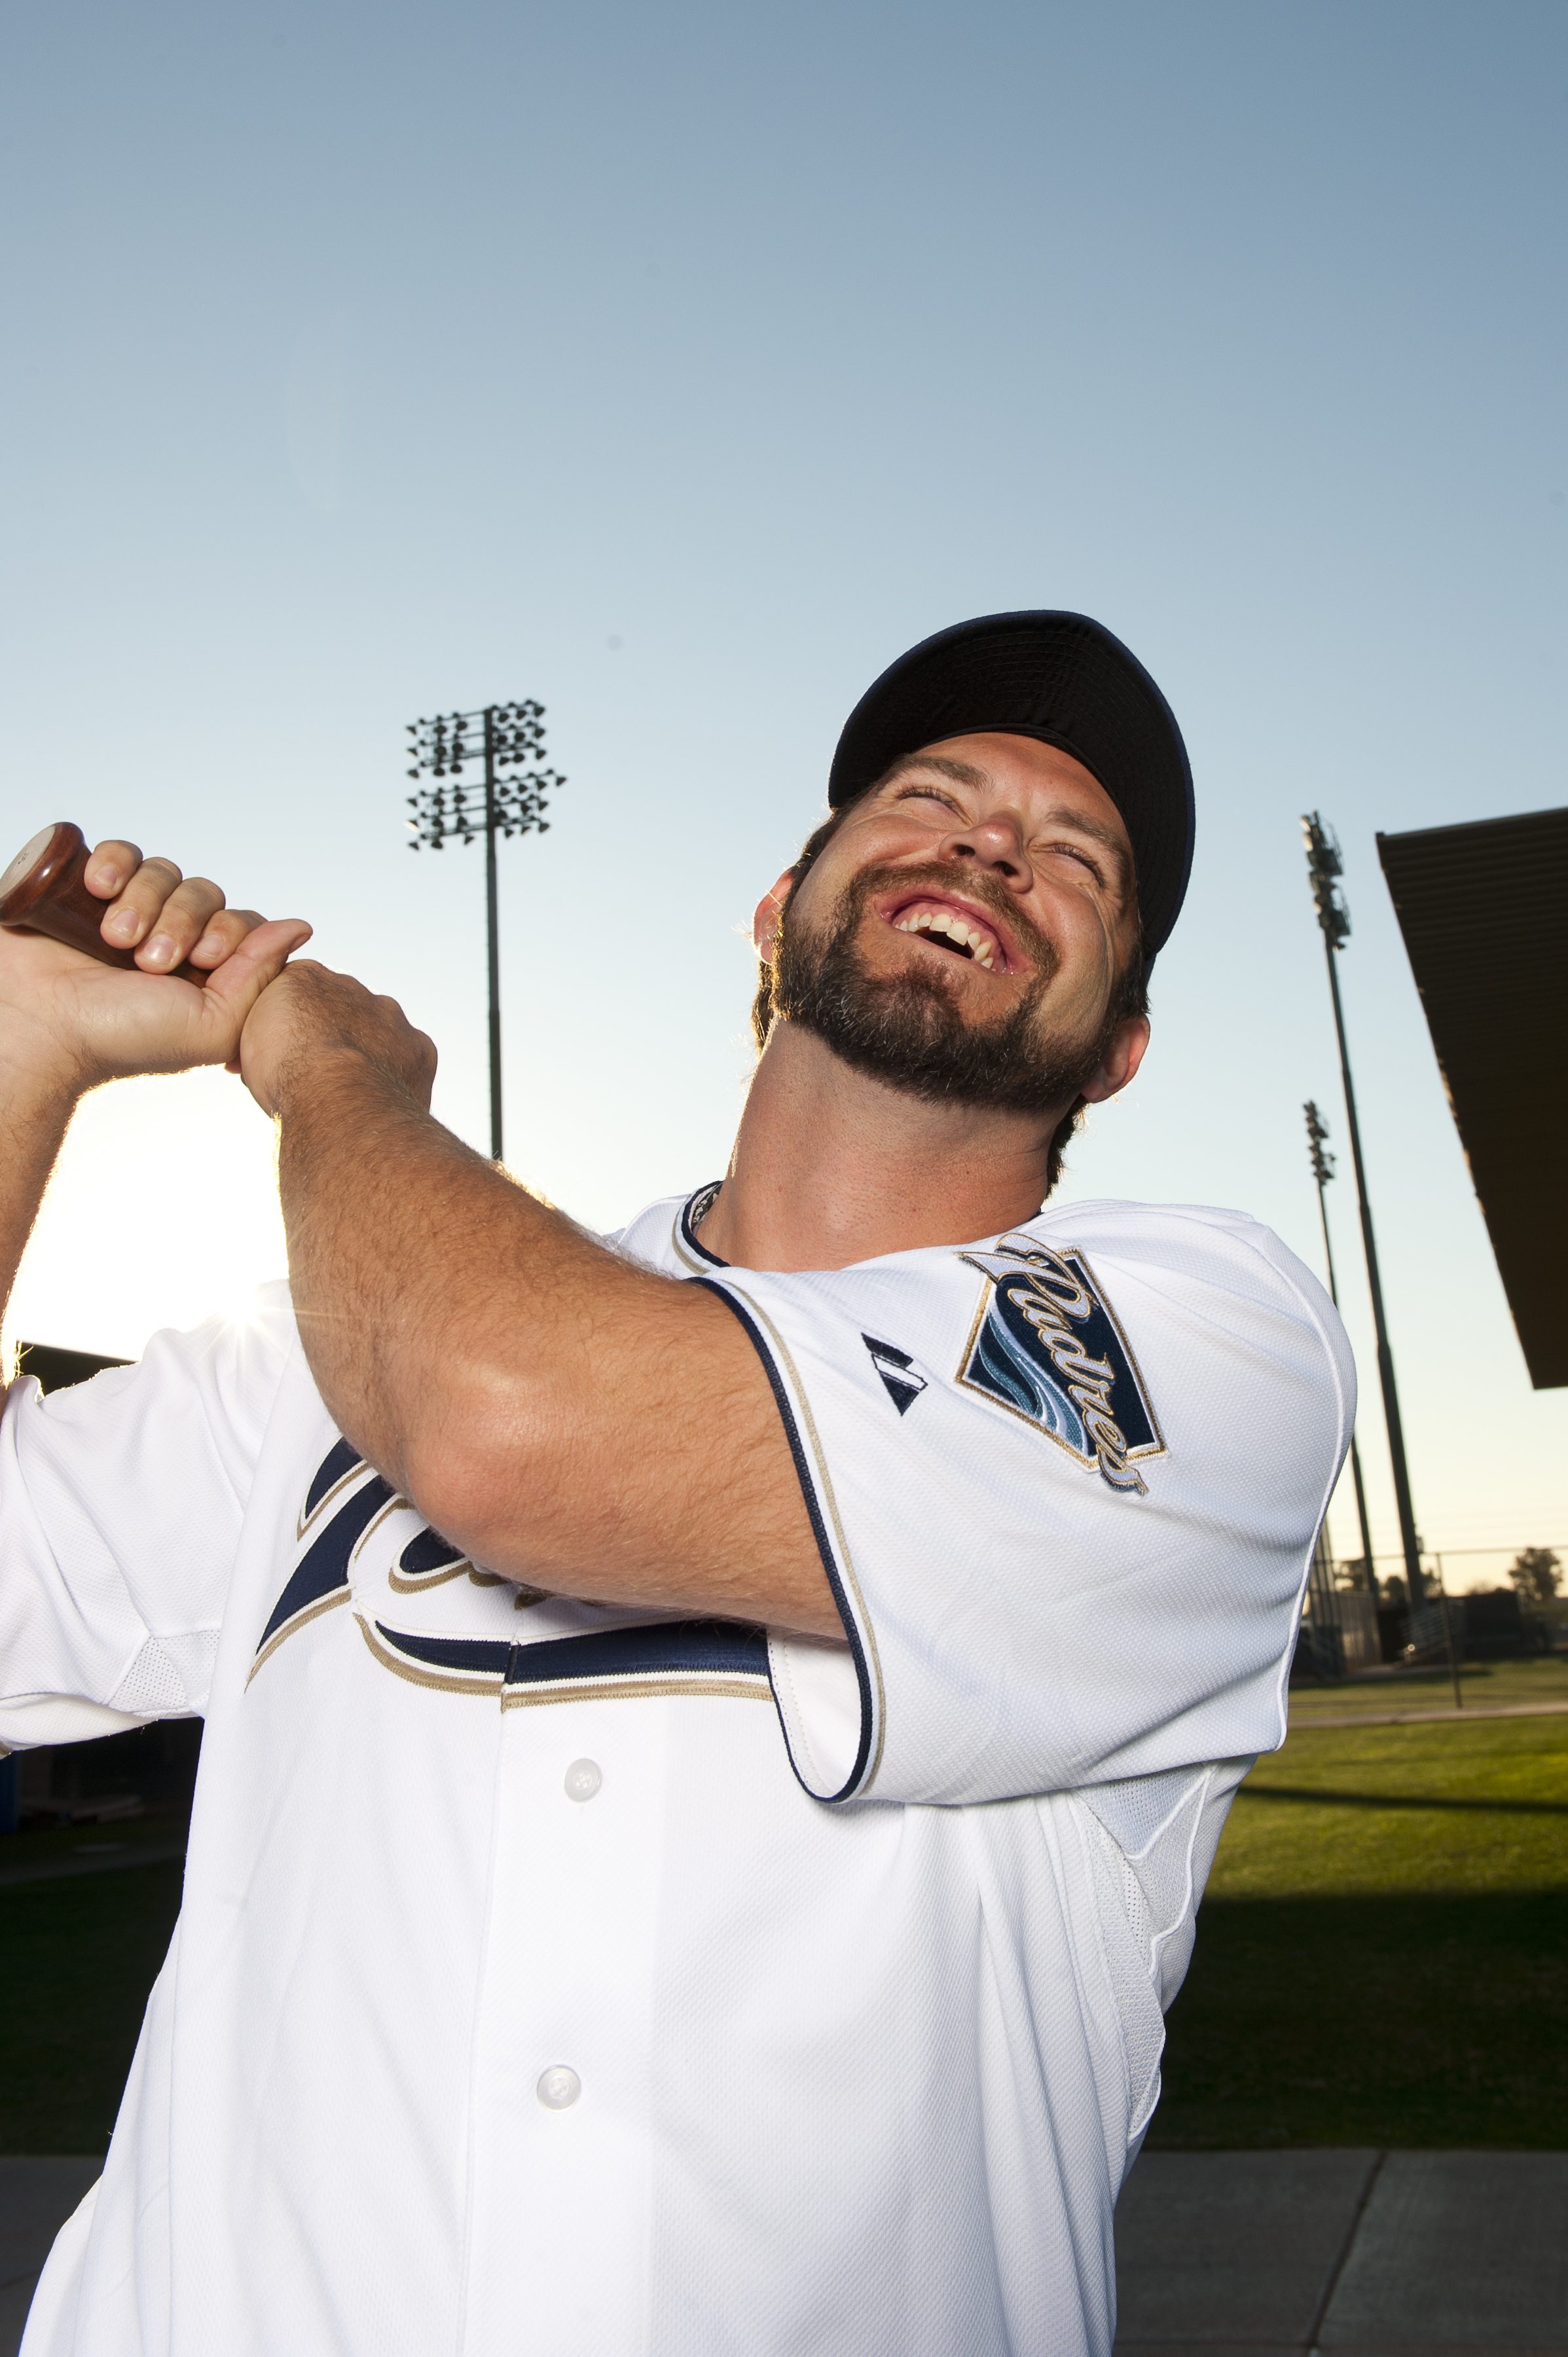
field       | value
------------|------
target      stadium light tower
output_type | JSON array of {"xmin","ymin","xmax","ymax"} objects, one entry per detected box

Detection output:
[
  {"xmin": 1302, "ymin": 814, "xmax": 1424, "ymax": 1607},
  {"xmin": 405, "ymin": 701, "xmax": 564, "ymax": 1163},
  {"xmin": 1304, "ymin": 1100, "xmax": 1377, "ymax": 1600}
]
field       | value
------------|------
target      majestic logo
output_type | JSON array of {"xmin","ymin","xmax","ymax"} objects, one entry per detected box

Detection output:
[
  {"xmin": 862, "ymin": 1334, "xmax": 928, "ymax": 1416},
  {"xmin": 956, "ymin": 1235, "xmax": 1164, "ymax": 1492}
]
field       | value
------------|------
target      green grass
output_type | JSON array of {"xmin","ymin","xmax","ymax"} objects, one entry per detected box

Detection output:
[
  {"xmin": 1286, "ymin": 1654, "xmax": 1568, "ymax": 1720},
  {"xmin": 1149, "ymin": 1713, "xmax": 1568, "ymax": 2149},
  {"xmin": 3, "ymin": 1706, "xmax": 1564, "ymax": 2155},
  {"xmin": 0, "ymin": 1861, "xmax": 184, "ymax": 2153}
]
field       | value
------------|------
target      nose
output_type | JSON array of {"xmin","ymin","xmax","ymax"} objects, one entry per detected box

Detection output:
[{"xmin": 937, "ymin": 811, "xmax": 1030, "ymax": 888}]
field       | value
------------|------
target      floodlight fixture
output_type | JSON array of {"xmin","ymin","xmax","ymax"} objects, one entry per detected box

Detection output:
[{"xmin": 405, "ymin": 701, "xmax": 565, "ymax": 1161}]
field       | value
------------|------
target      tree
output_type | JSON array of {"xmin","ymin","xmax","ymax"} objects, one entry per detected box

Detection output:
[{"xmin": 1508, "ymin": 1547, "xmax": 1563, "ymax": 1607}]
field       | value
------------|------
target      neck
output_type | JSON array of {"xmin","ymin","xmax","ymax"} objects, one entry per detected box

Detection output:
[{"xmin": 695, "ymin": 1020, "xmax": 1064, "ymax": 1272}]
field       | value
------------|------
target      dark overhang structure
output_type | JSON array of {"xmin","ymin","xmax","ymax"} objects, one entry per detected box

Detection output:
[{"xmin": 1377, "ymin": 805, "xmax": 1568, "ymax": 1389}]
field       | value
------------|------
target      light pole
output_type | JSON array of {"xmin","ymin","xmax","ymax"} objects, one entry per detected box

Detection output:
[
  {"xmin": 405, "ymin": 701, "xmax": 564, "ymax": 1163},
  {"xmin": 1304, "ymin": 1099, "xmax": 1377, "ymax": 1601},
  {"xmin": 1302, "ymin": 813, "xmax": 1424, "ymax": 1609}
]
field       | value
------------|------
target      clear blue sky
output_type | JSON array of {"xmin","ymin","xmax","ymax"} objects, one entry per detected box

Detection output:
[{"xmin": 3, "ymin": 0, "xmax": 1564, "ymax": 1584}]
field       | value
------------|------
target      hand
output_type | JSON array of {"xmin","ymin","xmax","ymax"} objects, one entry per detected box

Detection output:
[
  {"xmin": 0, "ymin": 837, "xmax": 312, "ymax": 1096},
  {"xmin": 239, "ymin": 961, "xmax": 437, "ymax": 1120}
]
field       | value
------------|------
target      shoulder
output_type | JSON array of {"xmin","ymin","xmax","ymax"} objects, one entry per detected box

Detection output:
[
  {"xmin": 22, "ymin": 1280, "xmax": 302, "ymax": 1422},
  {"xmin": 1025, "ymin": 1197, "xmax": 1341, "ymax": 1315},
  {"xmin": 713, "ymin": 1197, "xmax": 1354, "ymax": 1486},
  {"xmin": 603, "ymin": 1186, "xmax": 721, "ymax": 1277},
  {"xmin": 727, "ymin": 1196, "xmax": 1336, "ymax": 1328}
]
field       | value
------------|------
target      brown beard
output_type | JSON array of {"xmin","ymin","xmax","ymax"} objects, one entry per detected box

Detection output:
[{"xmin": 771, "ymin": 858, "xmax": 1118, "ymax": 1115}]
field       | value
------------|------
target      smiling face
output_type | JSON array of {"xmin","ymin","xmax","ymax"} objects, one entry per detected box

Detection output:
[{"xmin": 758, "ymin": 732, "xmax": 1148, "ymax": 1122}]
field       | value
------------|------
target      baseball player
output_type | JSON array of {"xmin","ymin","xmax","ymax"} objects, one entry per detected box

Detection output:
[{"xmin": 1, "ymin": 612, "xmax": 1353, "ymax": 2356}]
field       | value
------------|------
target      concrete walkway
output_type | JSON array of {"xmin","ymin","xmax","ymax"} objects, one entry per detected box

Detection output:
[
  {"xmin": 3, "ymin": 2150, "xmax": 1565, "ymax": 2352},
  {"xmin": 0, "ymin": 2159, "xmax": 96, "ymax": 2355},
  {"xmin": 1117, "ymin": 2151, "xmax": 1568, "ymax": 2354}
]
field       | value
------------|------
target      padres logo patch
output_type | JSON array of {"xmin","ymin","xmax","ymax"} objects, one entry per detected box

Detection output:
[{"xmin": 955, "ymin": 1234, "xmax": 1164, "ymax": 1492}]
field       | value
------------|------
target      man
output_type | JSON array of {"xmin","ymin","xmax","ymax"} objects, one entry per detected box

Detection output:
[{"xmin": 1, "ymin": 612, "xmax": 1353, "ymax": 2356}]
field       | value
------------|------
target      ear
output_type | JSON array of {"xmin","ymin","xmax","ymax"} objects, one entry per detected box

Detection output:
[
  {"xmin": 1079, "ymin": 1014, "xmax": 1150, "ymax": 1105},
  {"xmin": 752, "ymin": 870, "xmax": 795, "ymax": 960}
]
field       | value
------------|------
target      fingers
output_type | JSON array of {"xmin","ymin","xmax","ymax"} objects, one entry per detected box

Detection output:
[
  {"xmin": 197, "ymin": 919, "xmax": 316, "ymax": 1040},
  {"xmin": 84, "ymin": 841, "xmax": 143, "ymax": 898},
  {"xmin": 84, "ymin": 840, "xmax": 265, "ymax": 975},
  {"xmin": 188, "ymin": 907, "xmax": 265, "ymax": 971}
]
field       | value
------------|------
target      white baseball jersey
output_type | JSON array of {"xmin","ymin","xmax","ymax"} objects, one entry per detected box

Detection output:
[{"xmin": 1, "ymin": 1188, "xmax": 1353, "ymax": 2357}]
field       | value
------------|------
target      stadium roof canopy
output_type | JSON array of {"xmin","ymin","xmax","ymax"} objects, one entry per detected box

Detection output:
[{"xmin": 1377, "ymin": 805, "xmax": 1568, "ymax": 1389}]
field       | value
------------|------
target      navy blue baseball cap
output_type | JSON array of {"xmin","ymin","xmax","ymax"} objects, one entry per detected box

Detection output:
[{"xmin": 827, "ymin": 611, "xmax": 1195, "ymax": 961}]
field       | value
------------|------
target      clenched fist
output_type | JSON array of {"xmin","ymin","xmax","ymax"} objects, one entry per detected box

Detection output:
[
  {"xmin": 0, "ymin": 834, "xmax": 312, "ymax": 1097},
  {"xmin": 239, "ymin": 960, "xmax": 437, "ymax": 1121}
]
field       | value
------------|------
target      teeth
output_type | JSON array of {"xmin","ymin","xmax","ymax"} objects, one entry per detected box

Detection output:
[{"xmin": 891, "ymin": 904, "xmax": 1002, "ymax": 969}]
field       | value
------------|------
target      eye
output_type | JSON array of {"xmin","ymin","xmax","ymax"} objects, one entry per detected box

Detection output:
[
  {"xmin": 1043, "ymin": 840, "xmax": 1107, "ymax": 885},
  {"xmin": 894, "ymin": 784, "xmax": 959, "ymax": 814}
]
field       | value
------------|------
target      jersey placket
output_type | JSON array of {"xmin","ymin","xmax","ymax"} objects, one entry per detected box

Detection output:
[{"xmin": 460, "ymin": 1692, "xmax": 670, "ymax": 2355}]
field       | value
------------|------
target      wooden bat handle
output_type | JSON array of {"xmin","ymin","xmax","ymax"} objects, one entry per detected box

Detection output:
[{"xmin": 0, "ymin": 822, "xmax": 198, "ymax": 979}]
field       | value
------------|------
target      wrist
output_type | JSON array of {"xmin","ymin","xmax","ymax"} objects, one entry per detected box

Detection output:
[
  {"xmin": 272, "ymin": 1039, "xmax": 424, "ymax": 1129},
  {"xmin": 0, "ymin": 1045, "xmax": 88, "ymax": 1131}
]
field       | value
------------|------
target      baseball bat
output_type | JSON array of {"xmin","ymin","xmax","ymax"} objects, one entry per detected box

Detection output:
[{"xmin": 0, "ymin": 822, "xmax": 203, "ymax": 981}]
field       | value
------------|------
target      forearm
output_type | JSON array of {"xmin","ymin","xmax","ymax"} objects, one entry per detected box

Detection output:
[
  {"xmin": 273, "ymin": 1048, "xmax": 837, "ymax": 1634},
  {"xmin": 275, "ymin": 1048, "xmax": 579, "ymax": 1500},
  {"xmin": 0, "ymin": 1063, "xmax": 79, "ymax": 1345}
]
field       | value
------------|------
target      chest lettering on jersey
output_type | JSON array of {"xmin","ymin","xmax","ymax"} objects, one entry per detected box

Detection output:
[
  {"xmin": 249, "ymin": 1444, "xmax": 776, "ymax": 1710},
  {"xmin": 955, "ymin": 1235, "xmax": 1165, "ymax": 1492},
  {"xmin": 250, "ymin": 1447, "xmax": 396, "ymax": 1681}
]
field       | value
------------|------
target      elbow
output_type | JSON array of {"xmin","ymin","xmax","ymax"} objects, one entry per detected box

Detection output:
[{"xmin": 397, "ymin": 1368, "xmax": 570, "ymax": 1577}]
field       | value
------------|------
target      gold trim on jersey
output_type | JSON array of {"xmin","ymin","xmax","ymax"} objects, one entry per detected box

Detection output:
[
  {"xmin": 352, "ymin": 1491, "xmax": 410, "ymax": 1562},
  {"xmin": 355, "ymin": 1613, "xmax": 506, "ymax": 1696},
  {"xmin": 500, "ymin": 1672, "xmax": 771, "ymax": 1710},
  {"xmin": 354, "ymin": 1611, "xmax": 772, "ymax": 1708},
  {"xmin": 295, "ymin": 1458, "xmax": 368, "ymax": 1542},
  {"xmin": 247, "ymin": 1588, "xmax": 352, "ymax": 1685}
]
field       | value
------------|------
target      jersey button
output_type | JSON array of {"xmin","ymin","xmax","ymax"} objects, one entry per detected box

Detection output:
[
  {"xmin": 536, "ymin": 2065, "xmax": 581, "ymax": 2110},
  {"xmin": 564, "ymin": 1759, "xmax": 602, "ymax": 1802}
]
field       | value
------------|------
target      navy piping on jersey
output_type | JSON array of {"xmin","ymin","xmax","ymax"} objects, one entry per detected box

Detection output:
[
  {"xmin": 373, "ymin": 1617, "xmax": 770, "ymax": 1689},
  {"xmin": 678, "ymin": 1183, "xmax": 728, "ymax": 1267},
  {"xmin": 257, "ymin": 1472, "xmax": 393, "ymax": 1654},
  {"xmin": 693, "ymin": 1278, "xmax": 875, "ymax": 1804}
]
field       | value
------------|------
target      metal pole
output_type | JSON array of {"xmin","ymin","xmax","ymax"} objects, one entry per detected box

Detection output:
[
  {"xmin": 1319, "ymin": 935, "xmax": 1423, "ymax": 1605},
  {"xmin": 484, "ymin": 705, "xmax": 503, "ymax": 1163},
  {"xmin": 1434, "ymin": 1555, "xmax": 1463, "ymax": 1709},
  {"xmin": 1303, "ymin": 817, "xmax": 1425, "ymax": 1609},
  {"xmin": 1305, "ymin": 1103, "xmax": 1377, "ymax": 1601}
]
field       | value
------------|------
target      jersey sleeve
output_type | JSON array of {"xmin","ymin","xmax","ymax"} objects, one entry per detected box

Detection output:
[
  {"xmin": 0, "ymin": 1284, "xmax": 297, "ymax": 1749},
  {"xmin": 701, "ymin": 1207, "xmax": 1354, "ymax": 1806}
]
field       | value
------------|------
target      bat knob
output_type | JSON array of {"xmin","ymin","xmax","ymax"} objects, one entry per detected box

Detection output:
[{"xmin": 1, "ymin": 822, "xmax": 157, "ymax": 974}]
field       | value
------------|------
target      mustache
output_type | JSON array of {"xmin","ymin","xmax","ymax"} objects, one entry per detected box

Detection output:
[{"xmin": 834, "ymin": 857, "xmax": 1059, "ymax": 979}]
